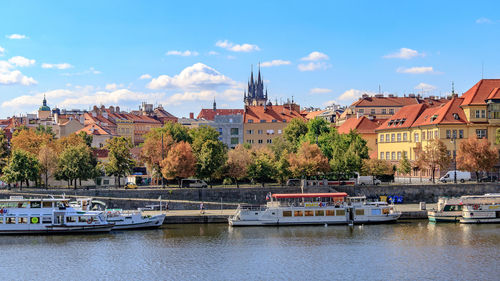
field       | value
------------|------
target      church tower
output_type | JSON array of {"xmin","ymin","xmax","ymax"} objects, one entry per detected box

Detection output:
[{"xmin": 244, "ymin": 64, "xmax": 268, "ymax": 106}]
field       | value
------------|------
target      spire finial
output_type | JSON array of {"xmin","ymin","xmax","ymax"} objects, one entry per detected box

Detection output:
[
  {"xmin": 213, "ymin": 97, "xmax": 216, "ymax": 111},
  {"xmin": 452, "ymin": 81, "xmax": 455, "ymax": 95}
]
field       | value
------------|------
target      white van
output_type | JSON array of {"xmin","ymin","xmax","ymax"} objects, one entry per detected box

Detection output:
[
  {"xmin": 440, "ymin": 170, "xmax": 471, "ymax": 183},
  {"xmin": 181, "ymin": 179, "xmax": 208, "ymax": 188},
  {"xmin": 357, "ymin": 175, "xmax": 381, "ymax": 185}
]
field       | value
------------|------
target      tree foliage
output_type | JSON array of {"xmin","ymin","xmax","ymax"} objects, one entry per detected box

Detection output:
[
  {"xmin": 55, "ymin": 144, "xmax": 95, "ymax": 189},
  {"xmin": 0, "ymin": 130, "xmax": 10, "ymax": 171},
  {"xmin": 362, "ymin": 158, "xmax": 394, "ymax": 177},
  {"xmin": 225, "ymin": 144, "xmax": 252, "ymax": 187},
  {"xmin": 2, "ymin": 149, "xmax": 40, "ymax": 188},
  {"xmin": 104, "ymin": 137, "xmax": 135, "ymax": 188},
  {"xmin": 11, "ymin": 128, "xmax": 53, "ymax": 156},
  {"xmin": 38, "ymin": 145, "xmax": 57, "ymax": 189},
  {"xmin": 420, "ymin": 139, "xmax": 451, "ymax": 183},
  {"xmin": 161, "ymin": 141, "xmax": 196, "ymax": 186},
  {"xmin": 397, "ymin": 154, "xmax": 412, "ymax": 183},
  {"xmin": 457, "ymin": 137, "xmax": 499, "ymax": 181},
  {"xmin": 195, "ymin": 139, "xmax": 226, "ymax": 186},
  {"xmin": 247, "ymin": 147, "xmax": 276, "ymax": 187},
  {"xmin": 283, "ymin": 118, "xmax": 308, "ymax": 151},
  {"xmin": 289, "ymin": 142, "xmax": 330, "ymax": 178}
]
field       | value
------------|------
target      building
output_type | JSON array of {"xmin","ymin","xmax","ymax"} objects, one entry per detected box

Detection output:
[
  {"xmin": 244, "ymin": 66, "xmax": 268, "ymax": 106},
  {"xmin": 337, "ymin": 116, "xmax": 385, "ymax": 158},
  {"xmin": 38, "ymin": 95, "xmax": 51, "ymax": 119},
  {"xmin": 197, "ymin": 100, "xmax": 244, "ymax": 120},
  {"xmin": 76, "ymin": 123, "xmax": 113, "ymax": 148}
]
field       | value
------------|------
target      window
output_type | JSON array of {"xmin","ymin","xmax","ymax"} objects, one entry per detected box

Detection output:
[
  {"xmin": 403, "ymin": 151, "xmax": 408, "ymax": 159},
  {"xmin": 258, "ymin": 130, "xmax": 263, "ymax": 134},
  {"xmin": 476, "ymin": 129, "xmax": 487, "ymax": 139},
  {"xmin": 282, "ymin": 211, "xmax": 292, "ymax": 217},
  {"xmin": 246, "ymin": 140, "xmax": 254, "ymax": 144},
  {"xmin": 258, "ymin": 139, "xmax": 263, "ymax": 144},
  {"xmin": 380, "ymin": 135, "xmax": 384, "ymax": 142},
  {"xmin": 397, "ymin": 151, "xmax": 401, "ymax": 160},
  {"xmin": 272, "ymin": 119, "xmax": 277, "ymax": 123},
  {"xmin": 0, "ymin": 217, "xmax": 3, "ymax": 224},
  {"xmin": 475, "ymin": 110, "xmax": 480, "ymax": 118},
  {"xmin": 446, "ymin": 130, "xmax": 451, "ymax": 139},
  {"xmin": 294, "ymin": 211, "xmax": 303, "ymax": 217},
  {"xmin": 459, "ymin": 130, "xmax": 463, "ymax": 139},
  {"xmin": 18, "ymin": 217, "xmax": 28, "ymax": 224},
  {"xmin": 358, "ymin": 109, "xmax": 364, "ymax": 114},
  {"xmin": 246, "ymin": 130, "xmax": 253, "ymax": 135},
  {"xmin": 42, "ymin": 217, "xmax": 52, "ymax": 224},
  {"xmin": 6, "ymin": 217, "xmax": 16, "ymax": 224},
  {"xmin": 481, "ymin": 110, "xmax": 486, "ymax": 118},
  {"xmin": 305, "ymin": 211, "xmax": 314, "ymax": 216},
  {"xmin": 326, "ymin": 210, "xmax": 335, "ymax": 216},
  {"xmin": 391, "ymin": 152, "xmax": 395, "ymax": 160},
  {"xmin": 248, "ymin": 119, "xmax": 254, "ymax": 123},
  {"xmin": 389, "ymin": 109, "xmax": 395, "ymax": 114},
  {"xmin": 30, "ymin": 201, "xmax": 41, "ymax": 208},
  {"xmin": 380, "ymin": 152, "xmax": 384, "ymax": 159},
  {"xmin": 266, "ymin": 139, "xmax": 272, "ymax": 144},
  {"xmin": 385, "ymin": 134, "xmax": 390, "ymax": 142},
  {"xmin": 335, "ymin": 209, "xmax": 345, "ymax": 216},
  {"xmin": 397, "ymin": 133, "xmax": 401, "ymax": 142},
  {"xmin": 230, "ymin": 138, "xmax": 239, "ymax": 145},
  {"xmin": 315, "ymin": 210, "xmax": 324, "ymax": 216},
  {"xmin": 278, "ymin": 130, "xmax": 282, "ymax": 134},
  {"xmin": 452, "ymin": 130, "xmax": 457, "ymax": 139},
  {"xmin": 260, "ymin": 120, "xmax": 266, "ymax": 123},
  {"xmin": 230, "ymin": 128, "xmax": 239, "ymax": 135},
  {"xmin": 414, "ymin": 133, "xmax": 419, "ymax": 142},
  {"xmin": 422, "ymin": 131, "xmax": 426, "ymax": 140},
  {"xmin": 370, "ymin": 109, "xmax": 376, "ymax": 115},
  {"xmin": 355, "ymin": 209, "xmax": 364, "ymax": 216},
  {"xmin": 391, "ymin": 134, "xmax": 395, "ymax": 142},
  {"xmin": 382, "ymin": 109, "xmax": 387, "ymax": 114},
  {"xmin": 403, "ymin": 133, "xmax": 407, "ymax": 141},
  {"xmin": 66, "ymin": 216, "xmax": 77, "ymax": 223},
  {"xmin": 386, "ymin": 152, "xmax": 390, "ymax": 159}
]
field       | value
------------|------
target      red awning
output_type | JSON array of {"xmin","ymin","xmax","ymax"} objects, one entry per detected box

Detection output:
[{"xmin": 272, "ymin": 193, "xmax": 348, "ymax": 199}]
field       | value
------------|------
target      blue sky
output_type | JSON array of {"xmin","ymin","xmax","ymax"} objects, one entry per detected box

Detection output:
[{"xmin": 0, "ymin": 1, "xmax": 499, "ymax": 118}]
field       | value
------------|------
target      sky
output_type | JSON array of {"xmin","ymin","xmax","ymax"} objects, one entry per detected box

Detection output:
[{"xmin": 0, "ymin": 1, "xmax": 499, "ymax": 118}]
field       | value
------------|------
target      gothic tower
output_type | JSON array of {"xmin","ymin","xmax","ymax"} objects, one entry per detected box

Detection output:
[{"xmin": 244, "ymin": 64, "xmax": 268, "ymax": 106}]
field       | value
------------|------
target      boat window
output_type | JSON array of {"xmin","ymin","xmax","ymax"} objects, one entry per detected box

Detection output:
[
  {"xmin": 283, "ymin": 211, "xmax": 292, "ymax": 217},
  {"xmin": 42, "ymin": 202, "xmax": 53, "ymax": 208},
  {"xmin": 294, "ymin": 211, "xmax": 303, "ymax": 217},
  {"xmin": 42, "ymin": 217, "xmax": 52, "ymax": 224},
  {"xmin": 336, "ymin": 210, "xmax": 345, "ymax": 216},
  {"xmin": 30, "ymin": 201, "xmax": 41, "ymax": 208},
  {"xmin": 355, "ymin": 209, "xmax": 364, "ymax": 216},
  {"xmin": 382, "ymin": 208, "xmax": 389, "ymax": 214},
  {"xmin": 326, "ymin": 210, "xmax": 335, "ymax": 216},
  {"xmin": 6, "ymin": 217, "xmax": 16, "ymax": 224},
  {"xmin": 371, "ymin": 209, "xmax": 381, "ymax": 215},
  {"xmin": 18, "ymin": 217, "xmax": 28, "ymax": 224},
  {"xmin": 0, "ymin": 217, "xmax": 3, "ymax": 224},
  {"xmin": 78, "ymin": 216, "xmax": 88, "ymax": 223},
  {"xmin": 305, "ymin": 211, "xmax": 314, "ymax": 216},
  {"xmin": 66, "ymin": 216, "xmax": 77, "ymax": 223},
  {"xmin": 17, "ymin": 202, "xmax": 29, "ymax": 208},
  {"xmin": 315, "ymin": 210, "xmax": 324, "ymax": 216},
  {"xmin": 30, "ymin": 217, "xmax": 40, "ymax": 224},
  {"xmin": 443, "ymin": 205, "xmax": 460, "ymax": 212}
]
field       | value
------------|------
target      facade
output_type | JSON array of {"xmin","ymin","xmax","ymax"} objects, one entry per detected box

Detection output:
[{"xmin": 211, "ymin": 114, "xmax": 244, "ymax": 149}]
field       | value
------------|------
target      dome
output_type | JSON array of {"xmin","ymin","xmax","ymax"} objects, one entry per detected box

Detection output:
[{"xmin": 39, "ymin": 105, "xmax": 50, "ymax": 111}]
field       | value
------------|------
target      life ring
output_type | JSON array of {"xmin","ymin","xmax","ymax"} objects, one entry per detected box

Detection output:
[
  {"xmin": 87, "ymin": 217, "xmax": 94, "ymax": 224},
  {"xmin": 473, "ymin": 204, "xmax": 479, "ymax": 210},
  {"xmin": 31, "ymin": 217, "xmax": 39, "ymax": 224}
]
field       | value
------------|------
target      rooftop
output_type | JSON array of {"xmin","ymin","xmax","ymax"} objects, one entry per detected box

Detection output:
[
  {"xmin": 461, "ymin": 79, "xmax": 500, "ymax": 106},
  {"xmin": 337, "ymin": 116, "xmax": 385, "ymax": 134},
  {"xmin": 244, "ymin": 105, "xmax": 304, "ymax": 123},
  {"xmin": 197, "ymin": 109, "xmax": 244, "ymax": 120}
]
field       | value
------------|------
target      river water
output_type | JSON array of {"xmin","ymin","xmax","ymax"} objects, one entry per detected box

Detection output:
[{"xmin": 0, "ymin": 221, "xmax": 498, "ymax": 281}]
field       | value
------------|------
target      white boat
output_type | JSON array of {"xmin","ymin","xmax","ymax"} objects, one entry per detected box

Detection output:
[
  {"xmin": 0, "ymin": 196, "xmax": 113, "ymax": 234},
  {"xmin": 427, "ymin": 197, "xmax": 463, "ymax": 222},
  {"xmin": 460, "ymin": 193, "xmax": 500, "ymax": 224},
  {"xmin": 70, "ymin": 198, "xmax": 166, "ymax": 230},
  {"xmin": 228, "ymin": 193, "xmax": 401, "ymax": 226}
]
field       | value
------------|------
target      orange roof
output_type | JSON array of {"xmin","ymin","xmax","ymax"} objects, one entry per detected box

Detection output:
[
  {"xmin": 486, "ymin": 87, "xmax": 500, "ymax": 100},
  {"xmin": 76, "ymin": 124, "xmax": 112, "ymax": 136},
  {"xmin": 244, "ymin": 105, "xmax": 305, "ymax": 123},
  {"xmin": 337, "ymin": 116, "xmax": 385, "ymax": 134},
  {"xmin": 197, "ymin": 109, "xmax": 244, "ymax": 120},
  {"xmin": 461, "ymin": 79, "xmax": 500, "ymax": 106},
  {"xmin": 412, "ymin": 97, "xmax": 467, "ymax": 127},
  {"xmin": 305, "ymin": 110, "xmax": 326, "ymax": 120},
  {"xmin": 351, "ymin": 96, "xmax": 449, "ymax": 108},
  {"xmin": 376, "ymin": 104, "xmax": 428, "ymax": 131}
]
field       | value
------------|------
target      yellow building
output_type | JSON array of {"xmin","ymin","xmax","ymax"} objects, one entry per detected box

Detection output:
[{"xmin": 376, "ymin": 79, "xmax": 500, "ymax": 179}]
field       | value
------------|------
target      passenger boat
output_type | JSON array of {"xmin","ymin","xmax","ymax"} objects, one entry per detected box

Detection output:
[
  {"xmin": 427, "ymin": 197, "xmax": 463, "ymax": 222},
  {"xmin": 70, "ymin": 198, "xmax": 166, "ymax": 230},
  {"xmin": 228, "ymin": 193, "xmax": 401, "ymax": 226},
  {"xmin": 460, "ymin": 193, "xmax": 500, "ymax": 224},
  {"xmin": 0, "ymin": 196, "xmax": 113, "ymax": 234}
]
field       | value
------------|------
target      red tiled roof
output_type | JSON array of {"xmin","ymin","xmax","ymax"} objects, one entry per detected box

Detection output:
[
  {"xmin": 486, "ymin": 87, "xmax": 500, "ymax": 100},
  {"xmin": 93, "ymin": 149, "xmax": 109, "ymax": 158},
  {"xmin": 305, "ymin": 110, "xmax": 326, "ymax": 120},
  {"xmin": 197, "ymin": 109, "xmax": 244, "ymax": 120},
  {"xmin": 412, "ymin": 98, "xmax": 467, "ymax": 127},
  {"xmin": 76, "ymin": 124, "xmax": 112, "ymax": 136},
  {"xmin": 376, "ymin": 104, "xmax": 428, "ymax": 131},
  {"xmin": 461, "ymin": 79, "xmax": 500, "ymax": 106},
  {"xmin": 337, "ymin": 116, "xmax": 385, "ymax": 134},
  {"xmin": 244, "ymin": 105, "xmax": 304, "ymax": 123},
  {"xmin": 351, "ymin": 96, "xmax": 449, "ymax": 108}
]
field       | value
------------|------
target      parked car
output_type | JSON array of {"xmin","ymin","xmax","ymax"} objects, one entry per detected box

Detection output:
[
  {"xmin": 124, "ymin": 182, "xmax": 138, "ymax": 189},
  {"xmin": 479, "ymin": 175, "xmax": 498, "ymax": 182},
  {"xmin": 181, "ymin": 179, "xmax": 208, "ymax": 188},
  {"xmin": 286, "ymin": 179, "xmax": 301, "ymax": 186},
  {"xmin": 439, "ymin": 170, "xmax": 471, "ymax": 183}
]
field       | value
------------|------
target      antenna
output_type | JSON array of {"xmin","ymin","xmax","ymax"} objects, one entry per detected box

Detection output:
[
  {"xmin": 451, "ymin": 81, "xmax": 455, "ymax": 95},
  {"xmin": 378, "ymin": 85, "xmax": 381, "ymax": 95}
]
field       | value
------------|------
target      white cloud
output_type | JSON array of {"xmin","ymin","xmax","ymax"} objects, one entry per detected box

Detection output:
[
  {"xmin": 261, "ymin": 60, "xmax": 291, "ymax": 67},
  {"xmin": 215, "ymin": 40, "xmax": 260, "ymax": 52},
  {"xmin": 0, "ymin": 69, "xmax": 37, "ymax": 86},
  {"xmin": 336, "ymin": 89, "xmax": 378, "ymax": 105},
  {"xmin": 309, "ymin": 88, "xmax": 332, "ymax": 94},
  {"xmin": 0, "ymin": 46, "xmax": 4, "ymax": 56},
  {"xmin": 383, "ymin": 48, "xmax": 424, "ymax": 59},
  {"xmin": 164, "ymin": 88, "xmax": 241, "ymax": 105},
  {"xmin": 476, "ymin": 17, "xmax": 493, "ymax": 24},
  {"xmin": 147, "ymin": 63, "xmax": 234, "ymax": 90},
  {"xmin": 42, "ymin": 63, "xmax": 73, "ymax": 69},
  {"xmin": 298, "ymin": 62, "xmax": 330, "ymax": 71},
  {"xmin": 414, "ymin": 83, "xmax": 436, "ymax": 92},
  {"xmin": 105, "ymin": 83, "xmax": 125, "ymax": 91},
  {"xmin": 139, "ymin": 74, "xmax": 152, "ymax": 80},
  {"xmin": 8, "ymin": 56, "xmax": 35, "ymax": 67},
  {"xmin": 208, "ymin": 51, "xmax": 219, "ymax": 56},
  {"xmin": 397, "ymin": 66, "xmax": 436, "ymax": 74},
  {"xmin": 301, "ymin": 51, "xmax": 329, "ymax": 61},
  {"xmin": 166, "ymin": 50, "xmax": 199, "ymax": 56},
  {"xmin": 322, "ymin": 99, "xmax": 339, "ymax": 107},
  {"xmin": 62, "ymin": 67, "xmax": 101, "ymax": 76},
  {"xmin": 6, "ymin": 34, "xmax": 27, "ymax": 39}
]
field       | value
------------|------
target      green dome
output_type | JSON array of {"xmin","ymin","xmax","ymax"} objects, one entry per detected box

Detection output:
[{"xmin": 39, "ymin": 105, "xmax": 50, "ymax": 111}]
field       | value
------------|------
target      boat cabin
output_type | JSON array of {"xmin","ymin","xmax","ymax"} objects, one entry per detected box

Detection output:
[{"xmin": 268, "ymin": 193, "xmax": 348, "ymax": 208}]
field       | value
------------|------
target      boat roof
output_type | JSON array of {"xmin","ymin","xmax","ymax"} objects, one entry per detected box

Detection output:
[
  {"xmin": 0, "ymin": 197, "xmax": 69, "ymax": 203},
  {"xmin": 272, "ymin": 193, "xmax": 348, "ymax": 199}
]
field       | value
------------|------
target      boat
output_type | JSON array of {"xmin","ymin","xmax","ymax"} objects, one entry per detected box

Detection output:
[
  {"xmin": 0, "ymin": 196, "xmax": 114, "ymax": 234},
  {"xmin": 228, "ymin": 192, "xmax": 401, "ymax": 226},
  {"xmin": 460, "ymin": 193, "xmax": 500, "ymax": 224},
  {"xmin": 70, "ymin": 198, "xmax": 166, "ymax": 230},
  {"xmin": 427, "ymin": 197, "xmax": 463, "ymax": 222}
]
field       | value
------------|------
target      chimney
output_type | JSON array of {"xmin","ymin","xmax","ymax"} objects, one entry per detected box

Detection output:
[{"xmin": 189, "ymin": 112, "xmax": 194, "ymax": 119}]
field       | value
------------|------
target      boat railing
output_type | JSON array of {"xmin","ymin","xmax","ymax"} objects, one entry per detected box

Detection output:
[{"xmin": 238, "ymin": 204, "xmax": 266, "ymax": 211}]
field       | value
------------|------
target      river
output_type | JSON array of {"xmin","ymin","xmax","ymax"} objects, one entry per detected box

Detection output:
[{"xmin": 0, "ymin": 221, "xmax": 498, "ymax": 281}]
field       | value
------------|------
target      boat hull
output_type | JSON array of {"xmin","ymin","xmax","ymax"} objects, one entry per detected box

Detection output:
[
  {"xmin": 110, "ymin": 214, "xmax": 166, "ymax": 230},
  {"xmin": 0, "ymin": 224, "xmax": 114, "ymax": 235},
  {"xmin": 229, "ymin": 214, "xmax": 400, "ymax": 226}
]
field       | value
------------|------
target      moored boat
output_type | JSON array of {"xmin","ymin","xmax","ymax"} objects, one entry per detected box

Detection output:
[
  {"xmin": 228, "ymin": 193, "xmax": 400, "ymax": 226},
  {"xmin": 427, "ymin": 197, "xmax": 463, "ymax": 223},
  {"xmin": 459, "ymin": 193, "xmax": 500, "ymax": 224},
  {"xmin": 0, "ymin": 196, "xmax": 113, "ymax": 234}
]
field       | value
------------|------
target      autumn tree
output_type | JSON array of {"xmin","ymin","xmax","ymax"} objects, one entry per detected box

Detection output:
[
  {"xmin": 457, "ymin": 137, "xmax": 499, "ymax": 182},
  {"xmin": 161, "ymin": 141, "xmax": 196, "ymax": 187},
  {"xmin": 140, "ymin": 133, "xmax": 173, "ymax": 185},
  {"xmin": 362, "ymin": 158, "xmax": 394, "ymax": 183},
  {"xmin": 11, "ymin": 128, "xmax": 53, "ymax": 156},
  {"xmin": 225, "ymin": 144, "xmax": 252, "ymax": 188},
  {"xmin": 289, "ymin": 142, "xmax": 330, "ymax": 179},
  {"xmin": 2, "ymin": 149, "xmax": 40, "ymax": 189},
  {"xmin": 397, "ymin": 154, "xmax": 412, "ymax": 183},
  {"xmin": 0, "ymin": 130, "xmax": 9, "ymax": 171},
  {"xmin": 496, "ymin": 128, "xmax": 500, "ymax": 145},
  {"xmin": 420, "ymin": 139, "xmax": 451, "ymax": 183},
  {"xmin": 38, "ymin": 144, "xmax": 57, "ymax": 189},
  {"xmin": 104, "ymin": 137, "xmax": 135, "ymax": 188},
  {"xmin": 247, "ymin": 147, "xmax": 276, "ymax": 187}
]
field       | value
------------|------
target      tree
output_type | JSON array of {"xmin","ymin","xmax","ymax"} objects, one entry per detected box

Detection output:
[
  {"xmin": 159, "ymin": 122, "xmax": 191, "ymax": 143},
  {"xmin": 189, "ymin": 125, "xmax": 220, "ymax": 154},
  {"xmin": 420, "ymin": 139, "xmax": 451, "ymax": 183},
  {"xmin": 289, "ymin": 142, "xmax": 330, "ymax": 179},
  {"xmin": 328, "ymin": 131, "xmax": 369, "ymax": 179},
  {"xmin": 303, "ymin": 118, "xmax": 331, "ymax": 145},
  {"xmin": 35, "ymin": 125, "xmax": 56, "ymax": 138},
  {"xmin": 55, "ymin": 144, "xmax": 95, "ymax": 189},
  {"xmin": 2, "ymin": 149, "xmax": 40, "ymax": 188},
  {"xmin": 195, "ymin": 139, "xmax": 226, "ymax": 187},
  {"xmin": 38, "ymin": 145, "xmax": 57, "ymax": 189},
  {"xmin": 77, "ymin": 131, "xmax": 93, "ymax": 147},
  {"xmin": 0, "ymin": 130, "xmax": 10, "ymax": 171},
  {"xmin": 457, "ymin": 137, "xmax": 499, "ymax": 182},
  {"xmin": 161, "ymin": 141, "xmax": 196, "ymax": 187},
  {"xmin": 496, "ymin": 128, "xmax": 500, "ymax": 145},
  {"xmin": 397, "ymin": 154, "xmax": 412, "ymax": 183},
  {"xmin": 274, "ymin": 150, "xmax": 291, "ymax": 185},
  {"xmin": 104, "ymin": 137, "xmax": 135, "ymax": 188},
  {"xmin": 11, "ymin": 128, "xmax": 53, "ymax": 156},
  {"xmin": 247, "ymin": 147, "xmax": 276, "ymax": 187},
  {"xmin": 140, "ymin": 133, "xmax": 173, "ymax": 185},
  {"xmin": 225, "ymin": 144, "xmax": 252, "ymax": 188},
  {"xmin": 283, "ymin": 118, "xmax": 308, "ymax": 151}
]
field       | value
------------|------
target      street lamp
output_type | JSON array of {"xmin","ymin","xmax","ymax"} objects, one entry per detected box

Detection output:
[{"xmin": 451, "ymin": 136, "xmax": 457, "ymax": 184}]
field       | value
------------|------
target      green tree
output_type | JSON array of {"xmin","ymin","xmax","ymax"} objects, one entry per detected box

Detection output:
[
  {"xmin": 77, "ymin": 131, "xmax": 93, "ymax": 147},
  {"xmin": 303, "ymin": 118, "xmax": 331, "ymax": 145},
  {"xmin": 35, "ymin": 125, "xmax": 56, "ymax": 138},
  {"xmin": 283, "ymin": 118, "xmax": 308, "ymax": 151},
  {"xmin": 189, "ymin": 125, "xmax": 220, "ymax": 154},
  {"xmin": 397, "ymin": 154, "xmax": 412, "ymax": 183},
  {"xmin": 104, "ymin": 137, "xmax": 135, "ymax": 188},
  {"xmin": 248, "ymin": 147, "xmax": 276, "ymax": 187},
  {"xmin": 328, "ymin": 131, "xmax": 369, "ymax": 179},
  {"xmin": 457, "ymin": 137, "xmax": 499, "ymax": 182},
  {"xmin": 0, "ymin": 130, "xmax": 10, "ymax": 171},
  {"xmin": 155, "ymin": 122, "xmax": 191, "ymax": 143},
  {"xmin": 195, "ymin": 139, "xmax": 227, "ymax": 187},
  {"xmin": 496, "ymin": 128, "xmax": 500, "ymax": 145},
  {"xmin": 55, "ymin": 144, "xmax": 95, "ymax": 189},
  {"xmin": 2, "ymin": 149, "xmax": 40, "ymax": 189}
]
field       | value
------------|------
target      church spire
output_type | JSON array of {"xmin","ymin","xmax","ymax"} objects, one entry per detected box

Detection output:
[{"xmin": 213, "ymin": 97, "xmax": 216, "ymax": 111}]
